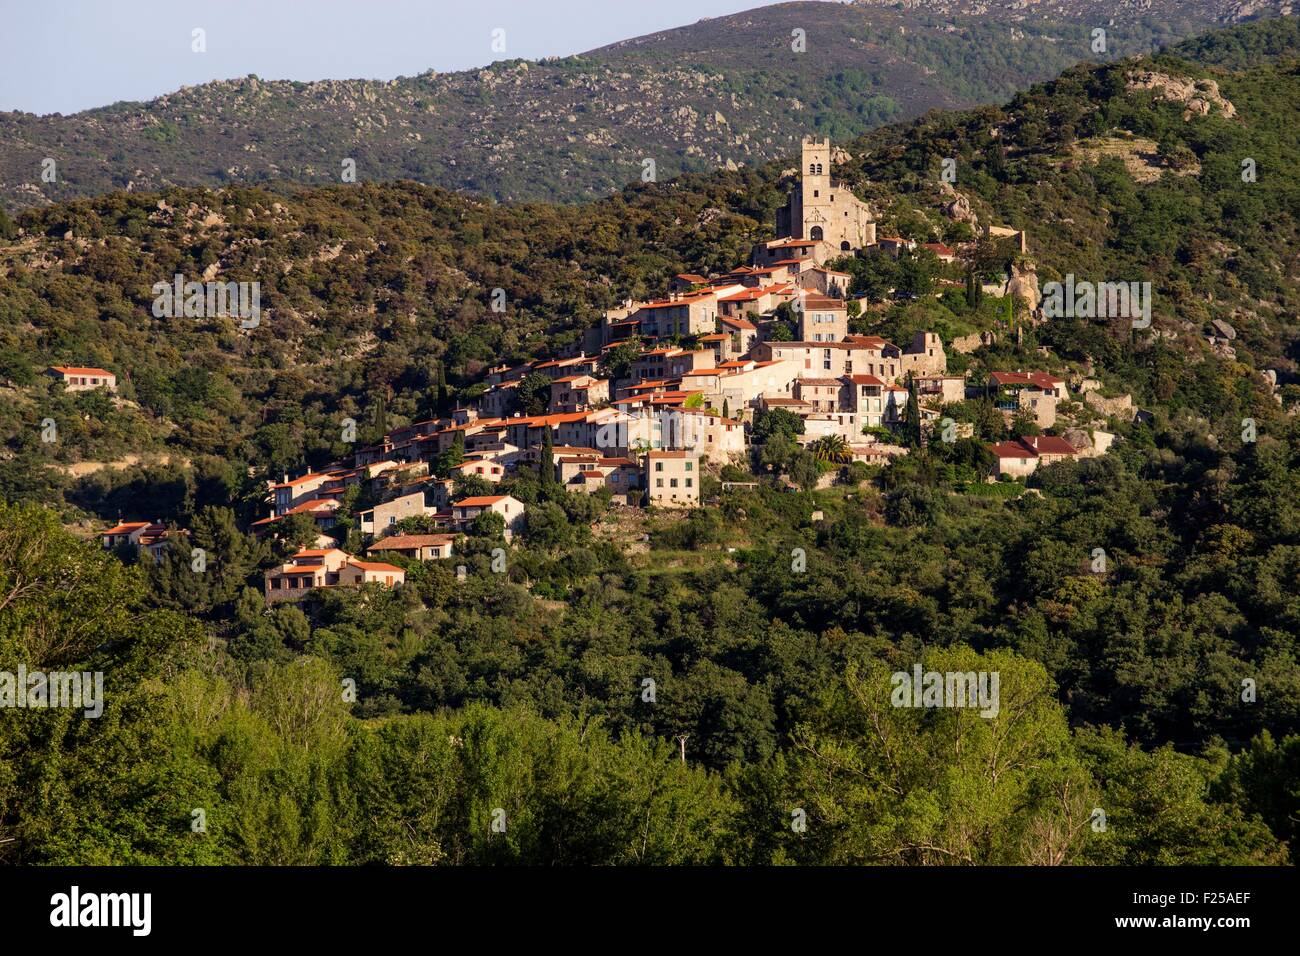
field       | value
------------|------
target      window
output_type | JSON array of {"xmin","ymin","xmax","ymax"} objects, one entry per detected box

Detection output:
[
  {"xmin": 656, "ymin": 478, "xmax": 663, "ymax": 488},
  {"xmin": 685, "ymin": 478, "xmax": 693, "ymax": 488},
  {"xmin": 670, "ymin": 478, "xmax": 678, "ymax": 488},
  {"xmin": 655, "ymin": 461, "xmax": 663, "ymax": 472},
  {"xmin": 685, "ymin": 461, "xmax": 693, "ymax": 471}
]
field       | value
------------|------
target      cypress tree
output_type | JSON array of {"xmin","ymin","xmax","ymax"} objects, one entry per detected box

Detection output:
[
  {"xmin": 905, "ymin": 374, "xmax": 922, "ymax": 448},
  {"xmin": 965, "ymin": 266, "xmax": 982, "ymax": 310},
  {"xmin": 540, "ymin": 426, "xmax": 556, "ymax": 486}
]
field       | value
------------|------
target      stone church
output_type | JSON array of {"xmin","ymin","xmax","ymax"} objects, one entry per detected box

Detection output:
[{"xmin": 774, "ymin": 137, "xmax": 876, "ymax": 263}]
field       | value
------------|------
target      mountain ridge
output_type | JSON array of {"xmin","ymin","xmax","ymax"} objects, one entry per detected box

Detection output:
[{"xmin": 0, "ymin": 0, "xmax": 1290, "ymax": 208}]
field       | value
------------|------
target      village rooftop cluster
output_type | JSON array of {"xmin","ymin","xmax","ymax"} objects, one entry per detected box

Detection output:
[{"xmin": 85, "ymin": 139, "xmax": 1124, "ymax": 599}]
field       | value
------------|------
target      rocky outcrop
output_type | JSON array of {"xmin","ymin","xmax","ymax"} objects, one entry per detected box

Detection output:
[
  {"xmin": 1083, "ymin": 391, "xmax": 1134, "ymax": 418},
  {"xmin": 939, "ymin": 181, "xmax": 977, "ymax": 225},
  {"xmin": 1006, "ymin": 259, "xmax": 1040, "ymax": 315},
  {"xmin": 1211, "ymin": 318, "xmax": 1237, "ymax": 340},
  {"xmin": 1063, "ymin": 427, "xmax": 1117, "ymax": 458},
  {"xmin": 1127, "ymin": 70, "xmax": 1237, "ymax": 121}
]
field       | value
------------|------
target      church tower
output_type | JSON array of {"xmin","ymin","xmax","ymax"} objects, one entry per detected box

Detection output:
[
  {"xmin": 800, "ymin": 138, "xmax": 834, "ymax": 244},
  {"xmin": 773, "ymin": 137, "xmax": 876, "ymax": 262}
]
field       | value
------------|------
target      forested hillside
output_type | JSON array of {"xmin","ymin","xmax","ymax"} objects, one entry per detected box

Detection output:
[
  {"xmin": 0, "ymin": 0, "xmax": 1287, "ymax": 208},
  {"xmin": 2, "ymin": 18, "xmax": 1297, "ymax": 495},
  {"xmin": 1, "ymin": 17, "xmax": 1298, "ymax": 866}
]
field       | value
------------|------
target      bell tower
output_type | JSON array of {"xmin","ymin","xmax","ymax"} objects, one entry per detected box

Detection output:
[
  {"xmin": 801, "ymin": 137, "xmax": 832, "ymax": 241},
  {"xmin": 773, "ymin": 136, "xmax": 875, "ymax": 258}
]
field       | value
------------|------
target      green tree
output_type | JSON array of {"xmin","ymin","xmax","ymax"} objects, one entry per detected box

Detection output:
[
  {"xmin": 435, "ymin": 432, "xmax": 467, "ymax": 477},
  {"xmin": 471, "ymin": 510, "xmax": 507, "ymax": 540},
  {"xmin": 808, "ymin": 434, "xmax": 851, "ymax": 463},
  {"xmin": 539, "ymin": 426, "xmax": 556, "ymax": 487},
  {"xmin": 965, "ymin": 265, "xmax": 983, "ymax": 310},
  {"xmin": 904, "ymin": 375, "xmax": 922, "ymax": 448},
  {"xmin": 514, "ymin": 373, "xmax": 552, "ymax": 417},
  {"xmin": 752, "ymin": 407, "xmax": 804, "ymax": 444},
  {"xmin": 598, "ymin": 339, "xmax": 641, "ymax": 382}
]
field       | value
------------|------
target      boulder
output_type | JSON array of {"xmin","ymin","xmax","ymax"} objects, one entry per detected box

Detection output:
[
  {"xmin": 1211, "ymin": 318, "xmax": 1237, "ymax": 340},
  {"xmin": 1006, "ymin": 259, "xmax": 1040, "ymax": 314}
]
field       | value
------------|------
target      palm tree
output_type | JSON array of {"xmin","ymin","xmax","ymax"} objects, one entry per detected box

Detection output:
[{"xmin": 808, "ymin": 434, "xmax": 852, "ymax": 463}]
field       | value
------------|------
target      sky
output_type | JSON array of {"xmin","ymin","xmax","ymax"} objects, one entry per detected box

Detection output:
[{"xmin": 0, "ymin": 0, "xmax": 794, "ymax": 115}]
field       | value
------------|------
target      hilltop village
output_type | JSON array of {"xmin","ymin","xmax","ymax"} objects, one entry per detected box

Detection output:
[{"xmin": 90, "ymin": 139, "xmax": 1123, "ymax": 599}]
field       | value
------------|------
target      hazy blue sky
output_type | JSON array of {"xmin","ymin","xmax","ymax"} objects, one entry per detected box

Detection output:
[{"xmin": 0, "ymin": 0, "xmax": 792, "ymax": 115}]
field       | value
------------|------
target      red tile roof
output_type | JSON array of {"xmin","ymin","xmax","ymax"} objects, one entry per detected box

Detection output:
[
  {"xmin": 989, "ymin": 371, "xmax": 1065, "ymax": 390},
  {"xmin": 796, "ymin": 377, "xmax": 842, "ymax": 387},
  {"xmin": 273, "ymin": 471, "xmax": 336, "ymax": 489},
  {"xmin": 990, "ymin": 436, "xmax": 1079, "ymax": 458},
  {"xmin": 103, "ymin": 521, "xmax": 152, "ymax": 535},
  {"xmin": 50, "ymin": 366, "xmax": 114, "ymax": 377},
  {"xmin": 1025, "ymin": 435, "xmax": 1079, "ymax": 455},
  {"xmin": 797, "ymin": 294, "xmax": 846, "ymax": 310},
  {"xmin": 348, "ymin": 560, "xmax": 405, "ymax": 574},
  {"xmin": 718, "ymin": 288, "xmax": 772, "ymax": 302},
  {"xmin": 636, "ymin": 292, "xmax": 715, "ymax": 310}
]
